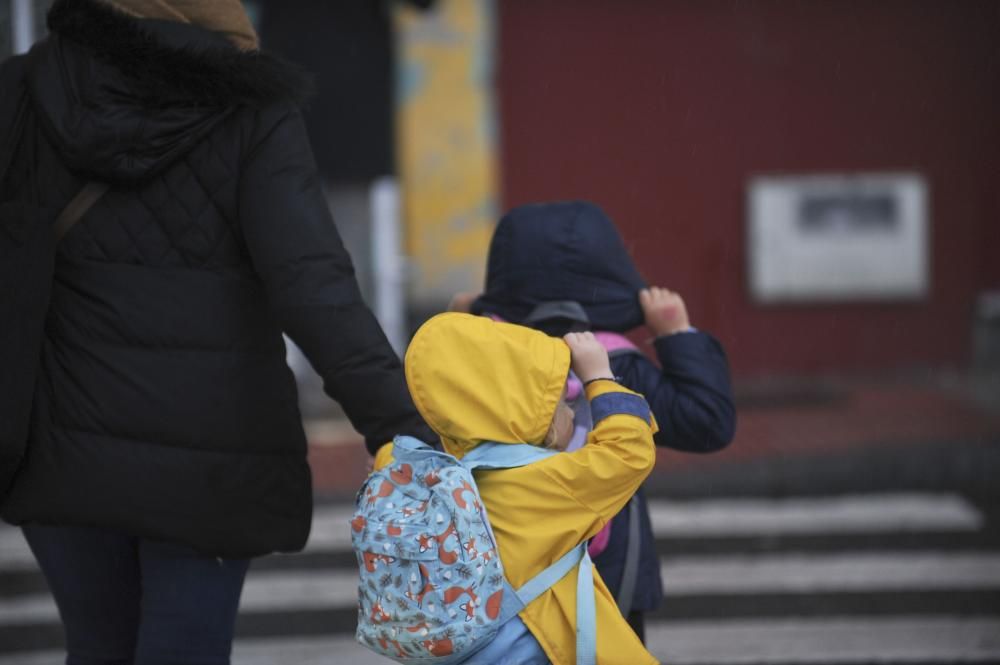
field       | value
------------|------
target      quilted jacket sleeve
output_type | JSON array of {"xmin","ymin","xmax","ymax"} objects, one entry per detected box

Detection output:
[
  {"xmin": 612, "ymin": 331, "xmax": 736, "ymax": 453},
  {"xmin": 237, "ymin": 104, "xmax": 435, "ymax": 454}
]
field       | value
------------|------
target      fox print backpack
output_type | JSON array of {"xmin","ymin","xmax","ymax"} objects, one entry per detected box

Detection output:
[{"xmin": 351, "ymin": 436, "xmax": 597, "ymax": 665}]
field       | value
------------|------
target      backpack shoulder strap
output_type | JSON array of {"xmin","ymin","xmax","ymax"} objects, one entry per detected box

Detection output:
[
  {"xmin": 512, "ymin": 541, "xmax": 587, "ymax": 606},
  {"xmin": 462, "ymin": 442, "xmax": 598, "ymax": 664},
  {"xmin": 460, "ymin": 441, "xmax": 598, "ymax": 664},
  {"xmin": 614, "ymin": 495, "xmax": 642, "ymax": 616},
  {"xmin": 459, "ymin": 441, "xmax": 558, "ymax": 472},
  {"xmin": 496, "ymin": 542, "xmax": 597, "ymax": 665}
]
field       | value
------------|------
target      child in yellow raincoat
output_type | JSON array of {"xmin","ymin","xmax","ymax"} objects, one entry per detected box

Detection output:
[{"xmin": 378, "ymin": 312, "xmax": 659, "ymax": 665}]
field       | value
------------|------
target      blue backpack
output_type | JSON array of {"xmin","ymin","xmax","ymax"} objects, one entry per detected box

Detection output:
[{"xmin": 352, "ymin": 436, "xmax": 596, "ymax": 665}]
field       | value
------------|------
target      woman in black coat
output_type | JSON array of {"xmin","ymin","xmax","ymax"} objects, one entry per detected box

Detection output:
[{"xmin": 0, "ymin": 0, "xmax": 434, "ymax": 661}]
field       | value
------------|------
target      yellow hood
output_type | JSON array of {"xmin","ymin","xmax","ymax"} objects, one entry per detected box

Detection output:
[{"xmin": 405, "ymin": 313, "xmax": 571, "ymax": 458}]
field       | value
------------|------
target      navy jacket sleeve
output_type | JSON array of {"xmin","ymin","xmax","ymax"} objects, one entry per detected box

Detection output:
[
  {"xmin": 237, "ymin": 104, "xmax": 435, "ymax": 454},
  {"xmin": 611, "ymin": 331, "xmax": 736, "ymax": 453}
]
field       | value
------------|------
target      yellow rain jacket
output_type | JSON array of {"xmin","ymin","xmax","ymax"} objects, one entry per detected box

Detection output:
[{"xmin": 387, "ymin": 312, "xmax": 658, "ymax": 665}]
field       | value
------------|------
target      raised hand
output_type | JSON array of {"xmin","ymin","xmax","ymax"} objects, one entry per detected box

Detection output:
[
  {"xmin": 639, "ymin": 286, "xmax": 690, "ymax": 336},
  {"xmin": 562, "ymin": 331, "xmax": 614, "ymax": 383}
]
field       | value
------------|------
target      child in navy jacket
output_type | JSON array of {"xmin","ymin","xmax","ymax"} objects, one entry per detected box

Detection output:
[{"xmin": 450, "ymin": 200, "xmax": 736, "ymax": 641}]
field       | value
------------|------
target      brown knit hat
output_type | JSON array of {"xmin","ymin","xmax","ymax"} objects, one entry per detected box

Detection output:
[{"xmin": 99, "ymin": 0, "xmax": 259, "ymax": 51}]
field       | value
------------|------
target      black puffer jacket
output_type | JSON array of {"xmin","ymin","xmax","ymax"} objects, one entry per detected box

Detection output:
[{"xmin": 0, "ymin": 0, "xmax": 434, "ymax": 558}]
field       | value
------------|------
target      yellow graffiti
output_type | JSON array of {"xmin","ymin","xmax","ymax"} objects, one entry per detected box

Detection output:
[{"xmin": 396, "ymin": 0, "xmax": 497, "ymax": 305}]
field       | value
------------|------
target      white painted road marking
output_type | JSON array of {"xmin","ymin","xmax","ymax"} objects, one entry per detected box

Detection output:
[
  {"xmin": 1, "ymin": 492, "xmax": 995, "ymax": 664},
  {"xmin": 2, "ymin": 616, "xmax": 999, "ymax": 665},
  {"xmin": 0, "ymin": 493, "xmax": 984, "ymax": 569},
  {"xmin": 659, "ymin": 551, "xmax": 1000, "ymax": 594},
  {"xmin": 4, "ymin": 551, "xmax": 1000, "ymax": 622}
]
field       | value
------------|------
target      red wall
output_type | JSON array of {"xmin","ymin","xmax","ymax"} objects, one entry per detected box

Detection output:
[{"xmin": 498, "ymin": 1, "xmax": 1000, "ymax": 376}]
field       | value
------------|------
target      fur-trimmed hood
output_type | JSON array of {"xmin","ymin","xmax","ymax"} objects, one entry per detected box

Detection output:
[{"xmin": 24, "ymin": 0, "xmax": 313, "ymax": 182}]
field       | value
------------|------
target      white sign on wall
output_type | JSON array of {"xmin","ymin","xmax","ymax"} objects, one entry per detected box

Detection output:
[{"xmin": 747, "ymin": 173, "xmax": 929, "ymax": 303}]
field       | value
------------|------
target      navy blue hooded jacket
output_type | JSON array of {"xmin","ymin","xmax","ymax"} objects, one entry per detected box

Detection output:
[
  {"xmin": 473, "ymin": 201, "xmax": 648, "ymax": 332},
  {"xmin": 472, "ymin": 200, "xmax": 736, "ymax": 613}
]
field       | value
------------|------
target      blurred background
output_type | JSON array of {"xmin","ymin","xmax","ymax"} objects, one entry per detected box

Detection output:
[{"xmin": 2, "ymin": 0, "xmax": 999, "ymax": 663}]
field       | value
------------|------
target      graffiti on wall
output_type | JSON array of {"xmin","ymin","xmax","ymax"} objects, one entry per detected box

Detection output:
[{"xmin": 395, "ymin": 0, "xmax": 497, "ymax": 306}]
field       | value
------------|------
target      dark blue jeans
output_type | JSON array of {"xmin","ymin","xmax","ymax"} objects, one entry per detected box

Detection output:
[{"xmin": 22, "ymin": 524, "xmax": 251, "ymax": 665}]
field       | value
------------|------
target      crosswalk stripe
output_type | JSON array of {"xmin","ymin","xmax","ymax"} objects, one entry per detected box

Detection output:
[
  {"xmin": 311, "ymin": 492, "xmax": 986, "ymax": 547},
  {"xmin": 2, "ymin": 616, "xmax": 999, "ymax": 665},
  {"xmin": 0, "ymin": 595, "xmax": 54, "ymax": 626},
  {"xmin": 645, "ymin": 493, "xmax": 984, "ymax": 536},
  {"xmin": 4, "ymin": 550, "xmax": 1000, "ymax": 624},
  {"xmin": 0, "ymin": 493, "xmax": 983, "ymax": 570},
  {"xmin": 659, "ymin": 551, "xmax": 1000, "ymax": 594},
  {"xmin": 2, "ymin": 492, "xmax": 995, "ymax": 662},
  {"xmin": 644, "ymin": 616, "xmax": 1000, "ymax": 664}
]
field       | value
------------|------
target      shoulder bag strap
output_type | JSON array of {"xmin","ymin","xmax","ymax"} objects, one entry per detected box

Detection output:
[
  {"xmin": 53, "ymin": 181, "xmax": 109, "ymax": 242},
  {"xmin": 1, "ymin": 62, "xmax": 108, "ymax": 244}
]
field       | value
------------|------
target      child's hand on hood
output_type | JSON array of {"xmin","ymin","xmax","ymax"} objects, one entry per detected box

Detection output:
[
  {"xmin": 640, "ymin": 286, "xmax": 691, "ymax": 336},
  {"xmin": 563, "ymin": 332, "xmax": 614, "ymax": 383}
]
